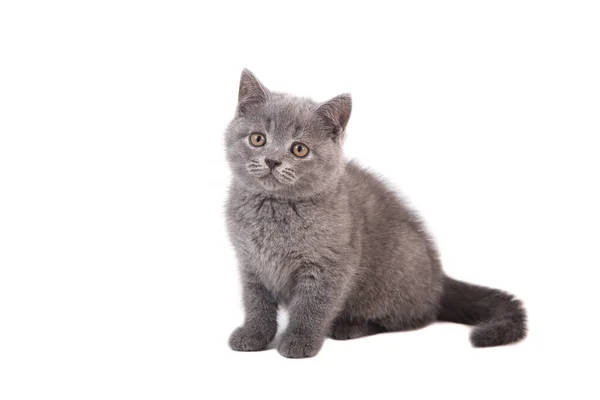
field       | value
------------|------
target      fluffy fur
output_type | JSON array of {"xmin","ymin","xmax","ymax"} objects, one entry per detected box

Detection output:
[{"xmin": 225, "ymin": 69, "xmax": 527, "ymax": 358}]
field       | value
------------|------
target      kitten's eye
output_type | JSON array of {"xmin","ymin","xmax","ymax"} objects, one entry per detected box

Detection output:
[
  {"xmin": 249, "ymin": 133, "xmax": 266, "ymax": 147},
  {"xmin": 291, "ymin": 142, "xmax": 309, "ymax": 158}
]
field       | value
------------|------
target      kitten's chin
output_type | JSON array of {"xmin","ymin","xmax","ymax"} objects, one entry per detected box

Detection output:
[
  {"xmin": 258, "ymin": 174, "xmax": 286, "ymax": 189},
  {"xmin": 234, "ymin": 173, "xmax": 304, "ymax": 198}
]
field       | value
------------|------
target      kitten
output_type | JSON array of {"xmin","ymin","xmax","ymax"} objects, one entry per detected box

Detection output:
[{"xmin": 225, "ymin": 69, "xmax": 527, "ymax": 358}]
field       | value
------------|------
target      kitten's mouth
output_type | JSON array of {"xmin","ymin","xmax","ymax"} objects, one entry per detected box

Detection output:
[
  {"xmin": 257, "ymin": 171, "xmax": 290, "ymax": 188},
  {"xmin": 260, "ymin": 173, "xmax": 280, "ymax": 183},
  {"xmin": 250, "ymin": 168, "xmax": 296, "ymax": 188}
]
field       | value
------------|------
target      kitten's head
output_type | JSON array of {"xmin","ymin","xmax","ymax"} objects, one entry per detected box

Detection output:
[{"xmin": 225, "ymin": 69, "xmax": 351, "ymax": 199}]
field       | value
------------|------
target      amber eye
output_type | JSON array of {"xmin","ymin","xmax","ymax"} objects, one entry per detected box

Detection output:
[
  {"xmin": 249, "ymin": 133, "xmax": 266, "ymax": 147},
  {"xmin": 291, "ymin": 142, "xmax": 309, "ymax": 158}
]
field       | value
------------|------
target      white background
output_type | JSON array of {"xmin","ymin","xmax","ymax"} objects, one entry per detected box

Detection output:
[{"xmin": 1, "ymin": 1, "xmax": 599, "ymax": 399}]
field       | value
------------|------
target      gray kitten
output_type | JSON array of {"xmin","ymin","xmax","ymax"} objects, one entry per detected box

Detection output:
[{"xmin": 225, "ymin": 69, "xmax": 527, "ymax": 358}]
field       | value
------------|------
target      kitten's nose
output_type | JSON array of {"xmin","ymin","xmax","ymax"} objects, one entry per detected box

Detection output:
[{"xmin": 264, "ymin": 158, "xmax": 282, "ymax": 171}]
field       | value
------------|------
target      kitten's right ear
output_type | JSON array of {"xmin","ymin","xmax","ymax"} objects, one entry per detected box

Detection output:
[
  {"xmin": 237, "ymin": 69, "xmax": 269, "ymax": 116},
  {"xmin": 316, "ymin": 93, "xmax": 352, "ymax": 140}
]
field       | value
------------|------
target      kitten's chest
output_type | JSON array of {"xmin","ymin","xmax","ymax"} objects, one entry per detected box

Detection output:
[
  {"xmin": 231, "ymin": 196, "xmax": 315, "ymax": 256},
  {"xmin": 227, "ymin": 194, "xmax": 320, "ymax": 298}
]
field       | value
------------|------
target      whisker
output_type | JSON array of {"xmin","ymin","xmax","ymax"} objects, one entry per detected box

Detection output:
[
  {"xmin": 279, "ymin": 170, "xmax": 295, "ymax": 179},
  {"xmin": 276, "ymin": 174, "xmax": 295, "ymax": 183}
]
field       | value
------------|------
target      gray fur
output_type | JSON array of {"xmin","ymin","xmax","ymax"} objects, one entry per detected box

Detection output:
[{"xmin": 225, "ymin": 70, "xmax": 527, "ymax": 358}]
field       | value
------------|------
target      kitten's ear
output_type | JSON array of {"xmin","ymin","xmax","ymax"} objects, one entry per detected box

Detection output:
[
  {"xmin": 316, "ymin": 93, "xmax": 352, "ymax": 140},
  {"xmin": 237, "ymin": 69, "xmax": 269, "ymax": 115}
]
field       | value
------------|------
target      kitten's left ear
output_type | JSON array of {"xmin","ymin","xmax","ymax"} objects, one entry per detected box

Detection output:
[
  {"xmin": 316, "ymin": 93, "xmax": 352, "ymax": 140},
  {"xmin": 237, "ymin": 69, "xmax": 270, "ymax": 116}
]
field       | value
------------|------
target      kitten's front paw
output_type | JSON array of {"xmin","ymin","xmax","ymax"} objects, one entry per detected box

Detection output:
[
  {"xmin": 228, "ymin": 327, "xmax": 271, "ymax": 352},
  {"xmin": 277, "ymin": 333, "xmax": 324, "ymax": 359}
]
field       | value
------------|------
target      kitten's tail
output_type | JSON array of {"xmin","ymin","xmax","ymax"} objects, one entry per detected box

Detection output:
[{"xmin": 437, "ymin": 276, "xmax": 527, "ymax": 347}]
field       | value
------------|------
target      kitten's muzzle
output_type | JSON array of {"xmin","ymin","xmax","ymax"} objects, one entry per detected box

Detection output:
[{"xmin": 265, "ymin": 158, "xmax": 282, "ymax": 171}]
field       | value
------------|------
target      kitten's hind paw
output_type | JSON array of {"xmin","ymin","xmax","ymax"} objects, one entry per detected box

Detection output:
[
  {"xmin": 228, "ymin": 327, "xmax": 271, "ymax": 352},
  {"xmin": 277, "ymin": 333, "xmax": 323, "ymax": 358},
  {"xmin": 329, "ymin": 320, "xmax": 383, "ymax": 340}
]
